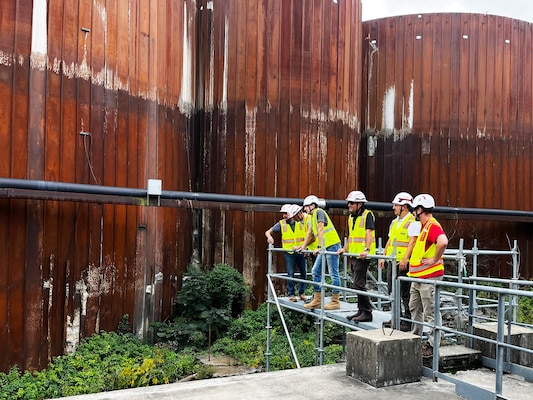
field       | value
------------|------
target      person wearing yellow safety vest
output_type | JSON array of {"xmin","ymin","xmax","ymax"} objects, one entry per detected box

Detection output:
[
  {"xmin": 265, "ymin": 204, "xmax": 307, "ymax": 302},
  {"xmin": 408, "ymin": 194, "xmax": 448, "ymax": 358},
  {"xmin": 338, "ymin": 190, "xmax": 376, "ymax": 322},
  {"xmin": 302, "ymin": 207, "xmax": 318, "ymax": 297},
  {"xmin": 295, "ymin": 195, "xmax": 342, "ymax": 310},
  {"xmin": 379, "ymin": 192, "xmax": 421, "ymax": 331}
]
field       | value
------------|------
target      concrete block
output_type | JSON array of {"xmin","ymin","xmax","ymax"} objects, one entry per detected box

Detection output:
[
  {"xmin": 346, "ymin": 329, "xmax": 422, "ymax": 387},
  {"xmin": 471, "ymin": 322, "xmax": 533, "ymax": 366},
  {"xmin": 432, "ymin": 345, "xmax": 482, "ymax": 371}
]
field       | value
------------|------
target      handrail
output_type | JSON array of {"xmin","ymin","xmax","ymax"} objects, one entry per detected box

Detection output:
[{"xmin": 266, "ymin": 240, "xmax": 533, "ymax": 399}]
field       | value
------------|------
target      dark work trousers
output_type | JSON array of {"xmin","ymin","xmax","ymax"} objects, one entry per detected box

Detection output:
[
  {"xmin": 386, "ymin": 260, "xmax": 412, "ymax": 320},
  {"xmin": 350, "ymin": 257, "xmax": 372, "ymax": 314}
]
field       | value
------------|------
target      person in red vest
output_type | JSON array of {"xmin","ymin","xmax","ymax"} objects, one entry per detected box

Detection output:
[
  {"xmin": 409, "ymin": 194, "xmax": 449, "ymax": 358},
  {"xmin": 265, "ymin": 204, "xmax": 307, "ymax": 302}
]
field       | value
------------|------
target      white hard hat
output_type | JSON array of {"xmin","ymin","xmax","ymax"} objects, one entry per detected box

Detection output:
[
  {"xmin": 287, "ymin": 204, "xmax": 303, "ymax": 219},
  {"xmin": 280, "ymin": 204, "xmax": 292, "ymax": 213},
  {"xmin": 392, "ymin": 192, "xmax": 413, "ymax": 206},
  {"xmin": 412, "ymin": 194, "xmax": 435, "ymax": 209},
  {"xmin": 303, "ymin": 195, "xmax": 319, "ymax": 206},
  {"xmin": 346, "ymin": 190, "xmax": 367, "ymax": 203}
]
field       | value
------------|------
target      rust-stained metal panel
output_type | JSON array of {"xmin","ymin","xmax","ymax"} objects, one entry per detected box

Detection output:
[
  {"xmin": 361, "ymin": 13, "xmax": 533, "ymax": 278},
  {"xmin": 0, "ymin": 0, "xmax": 196, "ymax": 372},
  {"xmin": 197, "ymin": 0, "xmax": 363, "ymax": 306}
]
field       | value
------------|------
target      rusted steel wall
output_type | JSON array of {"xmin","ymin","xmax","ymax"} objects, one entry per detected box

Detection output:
[
  {"xmin": 0, "ymin": 0, "xmax": 196, "ymax": 372},
  {"xmin": 361, "ymin": 14, "xmax": 532, "ymax": 278},
  {"xmin": 196, "ymin": 0, "xmax": 363, "ymax": 305}
]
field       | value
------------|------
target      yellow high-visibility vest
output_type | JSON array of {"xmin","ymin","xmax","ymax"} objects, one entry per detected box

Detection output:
[
  {"xmin": 280, "ymin": 219, "xmax": 306, "ymax": 254},
  {"xmin": 347, "ymin": 209, "xmax": 376, "ymax": 255},
  {"xmin": 310, "ymin": 208, "xmax": 341, "ymax": 248},
  {"xmin": 408, "ymin": 217, "xmax": 444, "ymax": 278},
  {"xmin": 386, "ymin": 213, "xmax": 415, "ymax": 260},
  {"xmin": 304, "ymin": 213, "xmax": 318, "ymax": 250}
]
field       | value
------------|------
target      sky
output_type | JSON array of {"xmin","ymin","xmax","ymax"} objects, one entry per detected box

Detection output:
[{"xmin": 361, "ymin": 0, "xmax": 533, "ymax": 23}]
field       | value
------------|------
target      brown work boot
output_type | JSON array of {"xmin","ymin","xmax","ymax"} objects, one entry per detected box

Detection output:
[
  {"xmin": 304, "ymin": 292, "xmax": 322, "ymax": 309},
  {"xmin": 324, "ymin": 294, "xmax": 340, "ymax": 310}
]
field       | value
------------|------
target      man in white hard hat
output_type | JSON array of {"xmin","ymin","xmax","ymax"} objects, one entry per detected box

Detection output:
[
  {"xmin": 379, "ymin": 192, "xmax": 420, "ymax": 331},
  {"xmin": 296, "ymin": 195, "xmax": 342, "ymax": 310},
  {"xmin": 265, "ymin": 204, "xmax": 307, "ymax": 302},
  {"xmin": 409, "ymin": 194, "xmax": 448, "ymax": 358},
  {"xmin": 338, "ymin": 190, "xmax": 376, "ymax": 322}
]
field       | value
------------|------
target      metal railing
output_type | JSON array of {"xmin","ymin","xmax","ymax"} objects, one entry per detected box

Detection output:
[{"xmin": 266, "ymin": 240, "xmax": 533, "ymax": 400}]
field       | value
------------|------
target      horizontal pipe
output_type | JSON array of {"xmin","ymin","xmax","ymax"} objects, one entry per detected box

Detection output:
[{"xmin": 0, "ymin": 177, "xmax": 532, "ymax": 219}]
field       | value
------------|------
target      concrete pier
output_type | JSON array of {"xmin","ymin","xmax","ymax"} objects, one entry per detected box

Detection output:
[
  {"xmin": 471, "ymin": 322, "xmax": 533, "ymax": 366},
  {"xmin": 346, "ymin": 329, "xmax": 422, "ymax": 387}
]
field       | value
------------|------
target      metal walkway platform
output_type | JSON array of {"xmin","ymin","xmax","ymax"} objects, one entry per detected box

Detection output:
[{"xmin": 276, "ymin": 295, "xmax": 391, "ymax": 330}]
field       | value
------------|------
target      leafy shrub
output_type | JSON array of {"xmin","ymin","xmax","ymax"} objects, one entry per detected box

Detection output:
[
  {"xmin": 0, "ymin": 332, "xmax": 199, "ymax": 399},
  {"xmin": 518, "ymin": 285, "xmax": 533, "ymax": 324},
  {"xmin": 152, "ymin": 263, "xmax": 250, "ymax": 350},
  {"xmin": 211, "ymin": 302, "xmax": 343, "ymax": 370}
]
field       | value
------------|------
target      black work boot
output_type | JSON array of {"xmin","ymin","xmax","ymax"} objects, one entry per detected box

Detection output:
[
  {"xmin": 353, "ymin": 311, "xmax": 372, "ymax": 322},
  {"xmin": 346, "ymin": 310, "xmax": 362, "ymax": 321}
]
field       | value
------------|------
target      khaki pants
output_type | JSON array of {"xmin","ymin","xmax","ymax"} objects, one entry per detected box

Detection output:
[{"xmin": 409, "ymin": 276, "xmax": 442, "ymax": 347}]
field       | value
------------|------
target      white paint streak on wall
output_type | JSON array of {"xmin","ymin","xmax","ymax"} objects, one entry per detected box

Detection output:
[
  {"xmin": 75, "ymin": 279, "xmax": 89, "ymax": 316},
  {"xmin": 95, "ymin": 1, "xmax": 109, "ymax": 90},
  {"xmin": 382, "ymin": 85, "xmax": 395, "ymax": 131},
  {"xmin": 179, "ymin": 0, "xmax": 194, "ymax": 117},
  {"xmin": 300, "ymin": 107, "xmax": 359, "ymax": 131},
  {"xmin": 205, "ymin": 0, "xmax": 215, "ymax": 111},
  {"xmin": 0, "ymin": 50, "xmax": 16, "ymax": 66},
  {"xmin": 30, "ymin": 0, "xmax": 47, "ymax": 71},
  {"xmin": 245, "ymin": 105, "xmax": 257, "ymax": 196},
  {"xmin": 408, "ymin": 80, "xmax": 414, "ymax": 129},
  {"xmin": 221, "ymin": 15, "xmax": 229, "ymax": 115},
  {"xmin": 65, "ymin": 314, "xmax": 80, "ymax": 354}
]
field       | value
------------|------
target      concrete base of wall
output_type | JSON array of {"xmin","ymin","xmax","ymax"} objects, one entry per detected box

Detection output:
[
  {"xmin": 471, "ymin": 322, "xmax": 533, "ymax": 366},
  {"xmin": 346, "ymin": 329, "xmax": 422, "ymax": 388}
]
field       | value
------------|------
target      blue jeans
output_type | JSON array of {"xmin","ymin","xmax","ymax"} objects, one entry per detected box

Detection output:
[
  {"xmin": 283, "ymin": 252, "xmax": 307, "ymax": 296},
  {"xmin": 311, "ymin": 242, "xmax": 341, "ymax": 294}
]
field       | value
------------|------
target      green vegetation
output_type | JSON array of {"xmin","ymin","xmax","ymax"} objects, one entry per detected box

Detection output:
[
  {"xmin": 211, "ymin": 303, "xmax": 344, "ymax": 370},
  {"xmin": 0, "ymin": 331, "xmax": 200, "ymax": 399},
  {"xmin": 151, "ymin": 263, "xmax": 250, "ymax": 350},
  {"xmin": 0, "ymin": 263, "xmax": 343, "ymax": 398},
  {"xmin": 518, "ymin": 285, "xmax": 533, "ymax": 324}
]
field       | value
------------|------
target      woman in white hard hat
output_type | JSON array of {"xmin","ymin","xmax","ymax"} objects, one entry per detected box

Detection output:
[{"xmin": 265, "ymin": 204, "xmax": 307, "ymax": 302}]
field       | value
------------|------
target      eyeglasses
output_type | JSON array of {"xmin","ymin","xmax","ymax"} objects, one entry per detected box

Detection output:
[{"xmin": 348, "ymin": 201, "xmax": 356, "ymax": 205}]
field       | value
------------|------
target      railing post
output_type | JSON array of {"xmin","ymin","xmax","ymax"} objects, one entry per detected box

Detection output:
[
  {"xmin": 433, "ymin": 283, "xmax": 442, "ymax": 381},
  {"xmin": 390, "ymin": 239, "xmax": 400, "ymax": 329},
  {"xmin": 316, "ymin": 240, "xmax": 326, "ymax": 366},
  {"xmin": 265, "ymin": 243, "xmax": 273, "ymax": 372},
  {"xmin": 495, "ymin": 294, "xmax": 506, "ymax": 397},
  {"xmin": 511, "ymin": 240, "xmax": 519, "ymax": 322},
  {"xmin": 456, "ymin": 238, "xmax": 465, "ymax": 336},
  {"xmin": 472, "ymin": 239, "xmax": 479, "ymax": 321}
]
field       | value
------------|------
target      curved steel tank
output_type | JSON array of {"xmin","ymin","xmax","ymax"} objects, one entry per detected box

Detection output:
[
  {"xmin": 196, "ymin": 0, "xmax": 363, "ymax": 301},
  {"xmin": 0, "ymin": 0, "xmax": 196, "ymax": 371},
  {"xmin": 361, "ymin": 13, "xmax": 533, "ymax": 277},
  {"xmin": 0, "ymin": 0, "xmax": 363, "ymax": 372}
]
